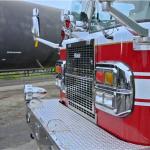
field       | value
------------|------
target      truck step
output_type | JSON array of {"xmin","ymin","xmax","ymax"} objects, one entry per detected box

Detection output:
[{"xmin": 28, "ymin": 99, "xmax": 150, "ymax": 150}]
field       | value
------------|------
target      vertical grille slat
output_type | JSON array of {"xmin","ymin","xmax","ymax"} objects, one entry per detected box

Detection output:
[{"xmin": 65, "ymin": 40, "xmax": 95, "ymax": 119}]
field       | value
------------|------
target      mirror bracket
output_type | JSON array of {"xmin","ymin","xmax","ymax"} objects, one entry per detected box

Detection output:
[{"xmin": 100, "ymin": 1, "xmax": 150, "ymax": 50}]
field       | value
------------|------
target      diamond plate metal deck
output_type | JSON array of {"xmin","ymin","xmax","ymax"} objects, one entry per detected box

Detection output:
[{"xmin": 28, "ymin": 99, "xmax": 150, "ymax": 150}]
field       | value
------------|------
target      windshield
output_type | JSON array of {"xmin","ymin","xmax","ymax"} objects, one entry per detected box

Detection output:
[
  {"xmin": 71, "ymin": 0, "xmax": 82, "ymax": 21},
  {"xmin": 91, "ymin": 1, "xmax": 150, "ymax": 32},
  {"xmin": 113, "ymin": 1, "xmax": 150, "ymax": 21},
  {"xmin": 70, "ymin": 0, "xmax": 93, "ymax": 22}
]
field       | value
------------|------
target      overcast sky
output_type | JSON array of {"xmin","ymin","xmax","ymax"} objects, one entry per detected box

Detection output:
[{"xmin": 25, "ymin": 0, "xmax": 72, "ymax": 9}]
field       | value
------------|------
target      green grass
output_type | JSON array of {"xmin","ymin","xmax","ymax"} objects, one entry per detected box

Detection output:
[{"xmin": 0, "ymin": 71, "xmax": 56, "ymax": 80}]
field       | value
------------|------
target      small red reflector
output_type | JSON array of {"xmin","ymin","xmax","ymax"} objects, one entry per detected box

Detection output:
[
  {"xmin": 65, "ymin": 19, "xmax": 71, "ymax": 28},
  {"xmin": 61, "ymin": 30, "xmax": 65, "ymax": 40},
  {"xmin": 96, "ymin": 71, "xmax": 104, "ymax": 84}
]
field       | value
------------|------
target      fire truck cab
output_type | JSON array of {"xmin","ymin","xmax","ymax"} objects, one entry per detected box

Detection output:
[{"xmin": 26, "ymin": 0, "xmax": 150, "ymax": 149}]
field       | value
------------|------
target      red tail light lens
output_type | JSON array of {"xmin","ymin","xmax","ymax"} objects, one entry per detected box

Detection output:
[
  {"xmin": 65, "ymin": 19, "xmax": 71, "ymax": 28},
  {"xmin": 96, "ymin": 71, "xmax": 104, "ymax": 84},
  {"xmin": 61, "ymin": 30, "xmax": 65, "ymax": 40}
]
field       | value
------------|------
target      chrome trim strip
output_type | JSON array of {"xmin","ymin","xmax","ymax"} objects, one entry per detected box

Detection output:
[
  {"xmin": 95, "ymin": 103, "xmax": 132, "ymax": 117},
  {"xmin": 96, "ymin": 86, "xmax": 132, "ymax": 95},
  {"xmin": 65, "ymin": 73, "xmax": 93, "ymax": 81},
  {"xmin": 134, "ymin": 72, "xmax": 150, "ymax": 76},
  {"xmin": 135, "ymin": 102, "xmax": 150, "ymax": 107}
]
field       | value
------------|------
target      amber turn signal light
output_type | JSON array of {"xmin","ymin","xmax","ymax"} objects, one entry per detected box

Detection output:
[{"xmin": 105, "ymin": 72, "xmax": 113, "ymax": 86}]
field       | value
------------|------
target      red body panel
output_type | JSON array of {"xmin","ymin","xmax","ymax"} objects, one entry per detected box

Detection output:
[
  {"xmin": 95, "ymin": 42, "xmax": 150, "ymax": 72},
  {"xmin": 96, "ymin": 42, "xmax": 150, "ymax": 145},
  {"xmin": 97, "ymin": 106, "xmax": 150, "ymax": 145},
  {"xmin": 58, "ymin": 42, "xmax": 150, "ymax": 145}
]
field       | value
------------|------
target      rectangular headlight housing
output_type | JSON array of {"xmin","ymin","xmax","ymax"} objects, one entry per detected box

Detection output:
[{"xmin": 95, "ymin": 62, "xmax": 134, "ymax": 117}]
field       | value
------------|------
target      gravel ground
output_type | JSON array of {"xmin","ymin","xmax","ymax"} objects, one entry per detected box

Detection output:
[{"xmin": 0, "ymin": 75, "xmax": 59, "ymax": 150}]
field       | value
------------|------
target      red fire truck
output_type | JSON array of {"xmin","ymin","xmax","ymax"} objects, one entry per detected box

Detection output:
[{"xmin": 25, "ymin": 0, "xmax": 150, "ymax": 149}]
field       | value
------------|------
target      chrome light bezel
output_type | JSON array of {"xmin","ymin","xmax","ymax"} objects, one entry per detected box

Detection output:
[{"xmin": 95, "ymin": 61, "xmax": 134, "ymax": 117}]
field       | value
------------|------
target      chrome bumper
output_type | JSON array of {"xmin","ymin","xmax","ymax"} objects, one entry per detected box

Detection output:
[{"xmin": 26, "ymin": 99, "xmax": 149, "ymax": 150}]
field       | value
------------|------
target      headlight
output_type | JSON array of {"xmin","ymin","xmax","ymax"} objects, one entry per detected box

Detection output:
[
  {"xmin": 96, "ymin": 91, "xmax": 114, "ymax": 109},
  {"xmin": 95, "ymin": 62, "xmax": 134, "ymax": 117}
]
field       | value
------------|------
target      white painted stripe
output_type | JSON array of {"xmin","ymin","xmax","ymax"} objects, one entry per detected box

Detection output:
[
  {"xmin": 7, "ymin": 51, "xmax": 22, "ymax": 54},
  {"xmin": 135, "ymin": 79, "xmax": 150, "ymax": 99},
  {"xmin": 134, "ymin": 72, "xmax": 150, "ymax": 76},
  {"xmin": 135, "ymin": 102, "xmax": 150, "ymax": 106}
]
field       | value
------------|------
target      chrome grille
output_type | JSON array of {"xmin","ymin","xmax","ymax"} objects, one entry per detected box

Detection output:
[
  {"xmin": 66, "ymin": 40, "xmax": 94, "ymax": 78},
  {"xmin": 65, "ymin": 40, "xmax": 95, "ymax": 119}
]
